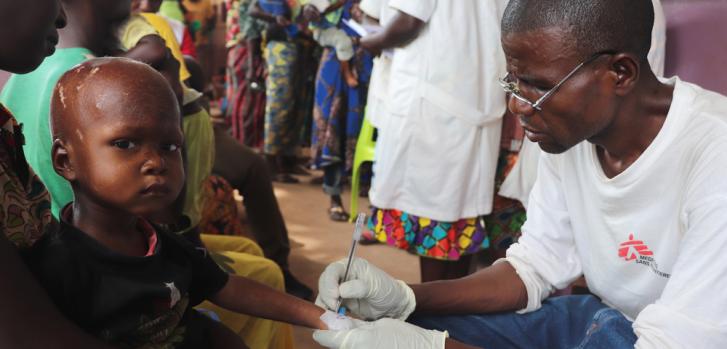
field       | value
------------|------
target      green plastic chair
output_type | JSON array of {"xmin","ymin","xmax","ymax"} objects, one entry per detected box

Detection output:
[{"xmin": 349, "ymin": 114, "xmax": 376, "ymax": 222}]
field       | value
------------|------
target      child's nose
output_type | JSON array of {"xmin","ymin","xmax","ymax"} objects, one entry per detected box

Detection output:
[{"xmin": 141, "ymin": 150, "xmax": 167, "ymax": 175}]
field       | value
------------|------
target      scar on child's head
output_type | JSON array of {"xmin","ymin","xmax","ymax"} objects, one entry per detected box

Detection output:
[{"xmin": 50, "ymin": 57, "xmax": 179, "ymax": 142}]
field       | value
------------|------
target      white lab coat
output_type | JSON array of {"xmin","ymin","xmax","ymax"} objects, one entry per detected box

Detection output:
[{"xmin": 369, "ymin": 0, "xmax": 508, "ymax": 221}]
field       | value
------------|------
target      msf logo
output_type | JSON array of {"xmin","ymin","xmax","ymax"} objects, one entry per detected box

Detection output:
[
  {"xmin": 618, "ymin": 234, "xmax": 670, "ymax": 279},
  {"xmin": 618, "ymin": 234, "xmax": 653, "ymax": 261}
]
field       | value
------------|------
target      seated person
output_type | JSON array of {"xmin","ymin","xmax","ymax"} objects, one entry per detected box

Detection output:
[
  {"xmin": 0, "ymin": 1, "xmax": 114, "ymax": 348},
  {"xmin": 23, "ymin": 58, "xmax": 350, "ymax": 348},
  {"xmin": 312, "ymin": 0, "xmax": 727, "ymax": 348}
]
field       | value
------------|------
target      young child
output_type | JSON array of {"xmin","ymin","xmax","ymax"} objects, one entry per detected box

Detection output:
[
  {"xmin": 24, "ymin": 57, "xmax": 351, "ymax": 348},
  {"xmin": 261, "ymin": 0, "xmax": 359, "ymax": 87}
]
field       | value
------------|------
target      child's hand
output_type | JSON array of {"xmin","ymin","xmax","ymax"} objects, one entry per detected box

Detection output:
[{"xmin": 320, "ymin": 310, "xmax": 356, "ymax": 331}]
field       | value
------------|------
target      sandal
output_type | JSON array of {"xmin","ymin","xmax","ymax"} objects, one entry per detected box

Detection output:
[{"xmin": 328, "ymin": 206, "xmax": 350, "ymax": 222}]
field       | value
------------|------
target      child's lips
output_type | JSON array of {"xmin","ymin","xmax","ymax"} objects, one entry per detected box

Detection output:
[{"xmin": 141, "ymin": 183, "xmax": 171, "ymax": 196}]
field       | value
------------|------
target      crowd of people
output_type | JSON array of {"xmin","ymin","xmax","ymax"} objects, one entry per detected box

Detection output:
[{"xmin": 1, "ymin": 0, "xmax": 726, "ymax": 348}]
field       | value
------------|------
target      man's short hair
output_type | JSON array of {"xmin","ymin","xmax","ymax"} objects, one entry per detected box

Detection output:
[{"xmin": 502, "ymin": 0, "xmax": 654, "ymax": 61}]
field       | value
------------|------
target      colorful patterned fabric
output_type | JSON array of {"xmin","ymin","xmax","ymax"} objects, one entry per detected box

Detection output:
[
  {"xmin": 310, "ymin": 2, "xmax": 372, "ymax": 171},
  {"xmin": 311, "ymin": 46, "xmax": 372, "ymax": 170},
  {"xmin": 225, "ymin": 0, "xmax": 242, "ymax": 47},
  {"xmin": 484, "ymin": 149, "xmax": 527, "ymax": 251},
  {"xmin": 199, "ymin": 175, "xmax": 245, "ymax": 237},
  {"xmin": 263, "ymin": 41, "xmax": 302, "ymax": 156},
  {"xmin": 368, "ymin": 208, "xmax": 489, "ymax": 261},
  {"xmin": 0, "ymin": 105, "xmax": 53, "ymax": 248},
  {"xmin": 239, "ymin": 0, "xmax": 267, "ymax": 40},
  {"xmin": 227, "ymin": 43, "xmax": 266, "ymax": 148},
  {"xmin": 225, "ymin": 0, "xmax": 265, "ymax": 46},
  {"xmin": 368, "ymin": 150, "xmax": 527, "ymax": 260}
]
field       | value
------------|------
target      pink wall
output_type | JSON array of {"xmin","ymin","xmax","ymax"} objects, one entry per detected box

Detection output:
[{"xmin": 663, "ymin": 0, "xmax": 727, "ymax": 95}]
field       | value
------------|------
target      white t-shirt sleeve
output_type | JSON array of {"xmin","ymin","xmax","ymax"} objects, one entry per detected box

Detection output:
[
  {"xmin": 498, "ymin": 152, "xmax": 583, "ymax": 313},
  {"xmin": 387, "ymin": 0, "xmax": 435, "ymax": 22},
  {"xmin": 633, "ymin": 141, "xmax": 727, "ymax": 348},
  {"xmin": 648, "ymin": 0, "xmax": 666, "ymax": 77}
]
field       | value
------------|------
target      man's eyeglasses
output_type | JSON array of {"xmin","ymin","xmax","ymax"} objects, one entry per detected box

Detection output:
[{"xmin": 500, "ymin": 51, "xmax": 616, "ymax": 111}]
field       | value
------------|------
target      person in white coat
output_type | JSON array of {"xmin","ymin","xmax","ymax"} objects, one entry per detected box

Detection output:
[
  {"xmin": 360, "ymin": 0, "xmax": 509, "ymax": 282},
  {"xmin": 312, "ymin": 0, "xmax": 727, "ymax": 348}
]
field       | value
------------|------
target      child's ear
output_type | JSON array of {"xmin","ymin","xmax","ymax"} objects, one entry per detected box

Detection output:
[{"xmin": 51, "ymin": 139, "xmax": 76, "ymax": 181}]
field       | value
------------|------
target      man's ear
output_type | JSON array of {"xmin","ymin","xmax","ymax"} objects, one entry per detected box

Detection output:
[
  {"xmin": 51, "ymin": 138, "xmax": 76, "ymax": 181},
  {"xmin": 609, "ymin": 53, "xmax": 640, "ymax": 97}
]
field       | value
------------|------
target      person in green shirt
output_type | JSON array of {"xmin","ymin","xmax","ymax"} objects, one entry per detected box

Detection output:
[
  {"xmin": 1, "ymin": 0, "xmax": 180, "ymax": 218},
  {"xmin": 0, "ymin": 0, "xmax": 115, "ymax": 347}
]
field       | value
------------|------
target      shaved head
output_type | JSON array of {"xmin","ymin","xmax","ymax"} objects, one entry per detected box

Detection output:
[
  {"xmin": 50, "ymin": 57, "xmax": 179, "ymax": 142},
  {"xmin": 49, "ymin": 57, "xmax": 184, "ymax": 216},
  {"xmin": 502, "ymin": 0, "xmax": 654, "ymax": 61}
]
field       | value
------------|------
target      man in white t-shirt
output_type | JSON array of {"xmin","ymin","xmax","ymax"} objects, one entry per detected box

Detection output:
[{"xmin": 311, "ymin": 0, "xmax": 727, "ymax": 348}]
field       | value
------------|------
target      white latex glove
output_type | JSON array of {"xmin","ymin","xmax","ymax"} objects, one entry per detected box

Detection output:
[
  {"xmin": 313, "ymin": 318, "xmax": 448, "ymax": 349},
  {"xmin": 320, "ymin": 310, "xmax": 356, "ymax": 331},
  {"xmin": 316, "ymin": 258, "xmax": 416, "ymax": 320}
]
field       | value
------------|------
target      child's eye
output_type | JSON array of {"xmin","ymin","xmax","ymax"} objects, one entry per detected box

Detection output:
[
  {"xmin": 162, "ymin": 144, "xmax": 180, "ymax": 152},
  {"xmin": 112, "ymin": 140, "xmax": 136, "ymax": 149}
]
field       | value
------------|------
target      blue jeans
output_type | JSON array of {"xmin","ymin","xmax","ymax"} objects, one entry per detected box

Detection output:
[
  {"xmin": 409, "ymin": 295, "xmax": 637, "ymax": 349},
  {"xmin": 323, "ymin": 163, "xmax": 343, "ymax": 196}
]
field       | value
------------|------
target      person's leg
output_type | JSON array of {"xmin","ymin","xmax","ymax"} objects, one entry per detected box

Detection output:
[
  {"xmin": 212, "ymin": 128, "xmax": 291, "ymax": 267},
  {"xmin": 211, "ymin": 129, "xmax": 313, "ymax": 299},
  {"xmin": 409, "ymin": 295, "xmax": 623, "ymax": 349},
  {"xmin": 576, "ymin": 308, "xmax": 637, "ymax": 349},
  {"xmin": 420, "ymin": 255, "xmax": 474, "ymax": 282},
  {"xmin": 323, "ymin": 163, "xmax": 348, "ymax": 221}
]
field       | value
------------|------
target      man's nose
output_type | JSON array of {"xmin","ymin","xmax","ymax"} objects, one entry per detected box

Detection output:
[{"xmin": 507, "ymin": 94, "xmax": 537, "ymax": 118}]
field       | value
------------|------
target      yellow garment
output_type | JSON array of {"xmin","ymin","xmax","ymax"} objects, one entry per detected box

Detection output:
[
  {"xmin": 198, "ymin": 234, "xmax": 295, "ymax": 349},
  {"xmin": 182, "ymin": 108, "xmax": 216, "ymax": 227},
  {"xmin": 183, "ymin": 0, "xmax": 215, "ymax": 43},
  {"xmin": 120, "ymin": 14, "xmax": 192, "ymax": 81}
]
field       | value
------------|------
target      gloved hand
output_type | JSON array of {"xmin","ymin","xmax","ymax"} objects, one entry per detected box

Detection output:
[
  {"xmin": 316, "ymin": 258, "xmax": 416, "ymax": 321},
  {"xmin": 313, "ymin": 318, "xmax": 448, "ymax": 349}
]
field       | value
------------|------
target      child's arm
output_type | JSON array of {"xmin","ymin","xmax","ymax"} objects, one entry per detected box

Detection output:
[{"xmin": 210, "ymin": 275, "xmax": 328, "ymax": 329}]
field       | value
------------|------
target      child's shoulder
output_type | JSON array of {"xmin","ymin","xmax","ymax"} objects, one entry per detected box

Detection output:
[
  {"xmin": 23, "ymin": 224, "xmax": 93, "ymax": 280},
  {"xmin": 25, "ymin": 225, "xmax": 80, "ymax": 265}
]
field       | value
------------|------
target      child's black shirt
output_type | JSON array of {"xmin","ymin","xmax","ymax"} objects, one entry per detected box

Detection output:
[{"xmin": 23, "ymin": 213, "xmax": 230, "ymax": 348}]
